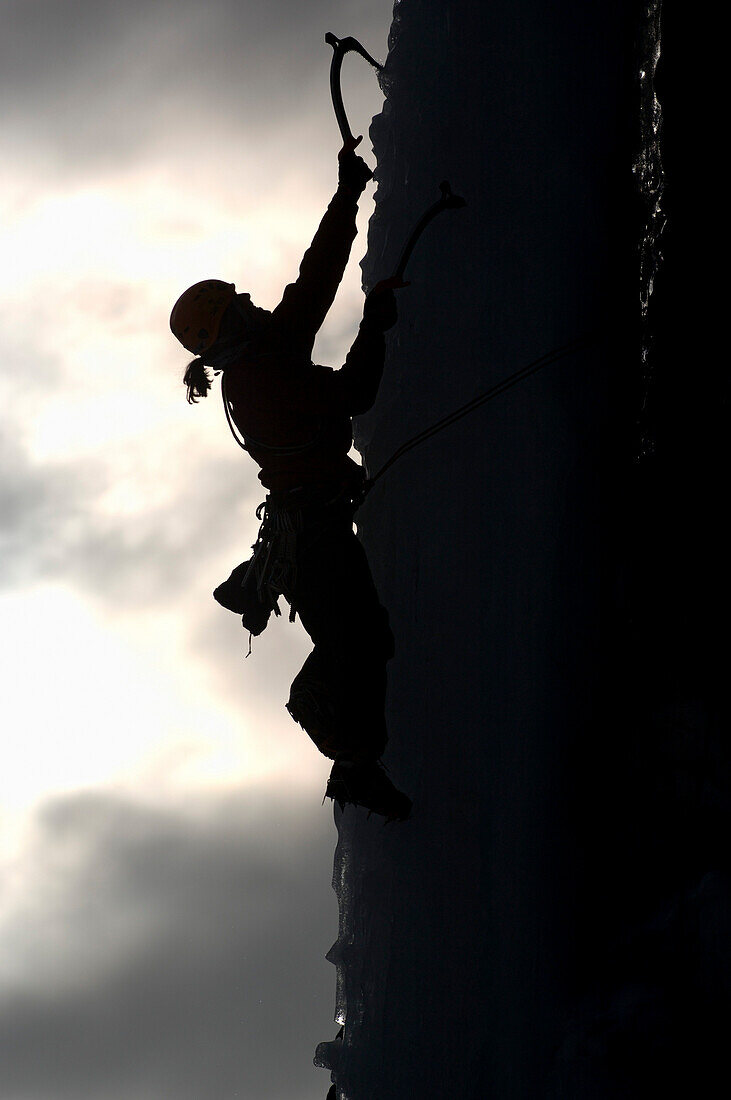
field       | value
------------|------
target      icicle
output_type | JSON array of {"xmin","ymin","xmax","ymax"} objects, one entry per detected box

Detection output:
[{"xmin": 633, "ymin": 0, "xmax": 665, "ymax": 460}]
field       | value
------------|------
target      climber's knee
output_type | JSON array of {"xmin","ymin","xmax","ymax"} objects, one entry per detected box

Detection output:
[{"xmin": 286, "ymin": 676, "xmax": 340, "ymax": 760}]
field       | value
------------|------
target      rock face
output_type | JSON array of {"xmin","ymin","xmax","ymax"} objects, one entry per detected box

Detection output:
[{"xmin": 317, "ymin": 2, "xmax": 730, "ymax": 1097}]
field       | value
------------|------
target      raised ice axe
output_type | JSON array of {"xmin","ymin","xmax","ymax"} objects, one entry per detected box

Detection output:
[
  {"xmin": 325, "ymin": 32, "xmax": 382, "ymax": 145},
  {"xmin": 324, "ymin": 35, "xmax": 466, "ymax": 281}
]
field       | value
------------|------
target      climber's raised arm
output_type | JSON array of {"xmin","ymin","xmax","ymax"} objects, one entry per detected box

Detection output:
[{"xmin": 272, "ymin": 138, "xmax": 372, "ymax": 344}]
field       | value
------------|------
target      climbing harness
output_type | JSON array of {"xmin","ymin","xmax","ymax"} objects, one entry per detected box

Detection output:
[
  {"xmin": 325, "ymin": 33, "xmax": 382, "ymax": 144},
  {"xmin": 214, "ymin": 483, "xmax": 358, "ymax": 648}
]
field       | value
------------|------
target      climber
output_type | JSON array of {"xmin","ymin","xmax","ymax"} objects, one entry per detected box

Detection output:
[{"xmin": 170, "ymin": 139, "xmax": 411, "ymax": 822}]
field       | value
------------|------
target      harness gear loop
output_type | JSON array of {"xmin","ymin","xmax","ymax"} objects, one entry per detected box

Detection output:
[
  {"xmin": 245, "ymin": 487, "xmax": 357, "ymax": 627},
  {"xmin": 246, "ymin": 497, "xmax": 304, "ymax": 623}
]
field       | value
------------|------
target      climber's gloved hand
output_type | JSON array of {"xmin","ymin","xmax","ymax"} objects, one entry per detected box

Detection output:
[
  {"xmin": 363, "ymin": 276, "xmax": 410, "ymax": 331},
  {"xmin": 338, "ymin": 135, "xmax": 373, "ymax": 197}
]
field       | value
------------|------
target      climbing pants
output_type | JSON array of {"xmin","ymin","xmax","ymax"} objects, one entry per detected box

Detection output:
[{"xmin": 267, "ymin": 489, "xmax": 394, "ymax": 761}]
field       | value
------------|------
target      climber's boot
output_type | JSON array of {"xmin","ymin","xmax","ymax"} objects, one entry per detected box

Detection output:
[{"xmin": 325, "ymin": 756, "xmax": 412, "ymax": 822}]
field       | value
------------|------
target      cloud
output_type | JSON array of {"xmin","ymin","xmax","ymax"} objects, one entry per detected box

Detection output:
[
  {"xmin": 0, "ymin": 427, "xmax": 261, "ymax": 608},
  {"xmin": 56, "ymin": 452, "xmax": 260, "ymax": 607},
  {"xmin": 1, "ymin": 0, "xmax": 391, "ymax": 180},
  {"xmin": 0, "ymin": 434, "xmax": 100, "ymax": 590},
  {"xmin": 0, "ymin": 8, "xmax": 393, "ymax": 1089},
  {"xmin": 0, "ymin": 788, "xmax": 338, "ymax": 1100}
]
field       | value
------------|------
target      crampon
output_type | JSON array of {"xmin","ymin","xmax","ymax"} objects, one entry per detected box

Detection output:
[{"xmin": 325, "ymin": 758, "xmax": 412, "ymax": 823}]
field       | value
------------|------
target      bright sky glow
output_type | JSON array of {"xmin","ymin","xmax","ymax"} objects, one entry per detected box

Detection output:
[
  {"xmin": 0, "ymin": 5, "xmax": 393, "ymax": 1094},
  {"xmin": 1, "ymin": 169, "xmax": 308, "ymax": 291},
  {"xmin": 0, "ymin": 0, "xmax": 388, "ymax": 886},
  {"xmin": 5, "ymin": 166, "xmax": 368, "ymax": 462},
  {"xmin": 0, "ymin": 585, "xmax": 320, "ymax": 814},
  {"xmin": 0, "ymin": 163, "xmax": 360, "ymax": 841}
]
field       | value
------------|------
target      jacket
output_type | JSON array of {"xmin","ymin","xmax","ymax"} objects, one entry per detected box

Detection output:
[{"xmin": 223, "ymin": 186, "xmax": 386, "ymax": 492}]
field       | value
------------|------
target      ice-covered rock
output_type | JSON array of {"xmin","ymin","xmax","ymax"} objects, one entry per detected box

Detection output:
[{"xmin": 318, "ymin": 2, "xmax": 730, "ymax": 1097}]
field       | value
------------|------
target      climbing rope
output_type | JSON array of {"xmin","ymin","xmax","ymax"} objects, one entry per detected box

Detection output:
[
  {"xmin": 221, "ymin": 333, "xmax": 596, "ymax": 497},
  {"xmin": 359, "ymin": 332, "xmax": 597, "ymax": 499},
  {"xmin": 222, "ymin": 374, "xmax": 321, "ymax": 456},
  {"xmin": 315, "ymin": 37, "xmax": 594, "ymax": 502}
]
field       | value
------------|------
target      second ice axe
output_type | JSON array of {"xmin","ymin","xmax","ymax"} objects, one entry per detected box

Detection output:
[{"xmin": 393, "ymin": 181, "xmax": 467, "ymax": 281}]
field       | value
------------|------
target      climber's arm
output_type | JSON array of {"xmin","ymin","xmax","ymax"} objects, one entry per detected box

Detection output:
[
  {"xmin": 272, "ymin": 141, "xmax": 372, "ymax": 342},
  {"xmin": 327, "ymin": 282, "xmax": 403, "ymax": 414}
]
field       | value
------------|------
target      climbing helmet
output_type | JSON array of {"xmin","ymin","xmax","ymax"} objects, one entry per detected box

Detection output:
[{"xmin": 169, "ymin": 279, "xmax": 237, "ymax": 356}]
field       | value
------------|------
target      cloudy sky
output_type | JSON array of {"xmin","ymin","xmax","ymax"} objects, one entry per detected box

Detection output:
[{"xmin": 1, "ymin": 1, "xmax": 393, "ymax": 1095}]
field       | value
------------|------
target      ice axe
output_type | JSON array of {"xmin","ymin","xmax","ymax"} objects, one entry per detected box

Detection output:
[
  {"xmin": 392, "ymin": 181, "xmax": 467, "ymax": 282},
  {"xmin": 324, "ymin": 37, "xmax": 465, "ymax": 281},
  {"xmin": 325, "ymin": 32, "xmax": 382, "ymax": 145},
  {"xmin": 365, "ymin": 184, "xmax": 467, "ymax": 324}
]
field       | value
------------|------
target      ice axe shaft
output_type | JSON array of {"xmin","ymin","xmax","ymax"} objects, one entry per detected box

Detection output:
[
  {"xmin": 325, "ymin": 32, "xmax": 382, "ymax": 144},
  {"xmin": 393, "ymin": 181, "xmax": 467, "ymax": 282}
]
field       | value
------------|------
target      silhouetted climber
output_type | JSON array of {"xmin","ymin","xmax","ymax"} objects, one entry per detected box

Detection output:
[{"xmin": 170, "ymin": 139, "xmax": 411, "ymax": 822}]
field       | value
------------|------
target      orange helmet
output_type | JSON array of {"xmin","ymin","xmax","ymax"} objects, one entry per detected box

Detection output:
[{"xmin": 169, "ymin": 279, "xmax": 237, "ymax": 356}]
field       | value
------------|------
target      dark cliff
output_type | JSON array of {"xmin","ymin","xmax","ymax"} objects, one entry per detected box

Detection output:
[{"xmin": 318, "ymin": 3, "xmax": 729, "ymax": 1096}]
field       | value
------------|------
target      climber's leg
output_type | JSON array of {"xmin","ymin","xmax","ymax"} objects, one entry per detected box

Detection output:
[{"xmin": 287, "ymin": 519, "xmax": 394, "ymax": 761}]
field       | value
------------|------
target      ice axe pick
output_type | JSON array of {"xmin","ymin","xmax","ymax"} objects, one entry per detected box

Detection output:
[{"xmin": 325, "ymin": 32, "xmax": 382, "ymax": 145}]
